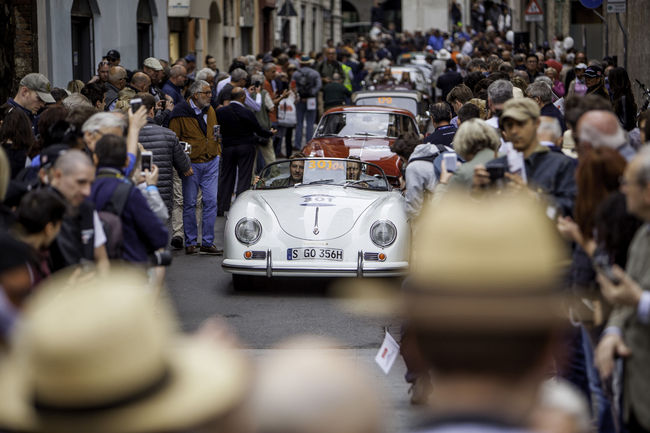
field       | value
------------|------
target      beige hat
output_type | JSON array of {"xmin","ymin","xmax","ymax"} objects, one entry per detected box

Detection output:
[
  {"xmin": 0, "ymin": 267, "xmax": 249, "ymax": 433},
  {"xmin": 339, "ymin": 191, "xmax": 568, "ymax": 332},
  {"xmin": 500, "ymin": 97, "xmax": 541, "ymax": 123},
  {"xmin": 143, "ymin": 57, "xmax": 163, "ymax": 71},
  {"xmin": 19, "ymin": 73, "xmax": 55, "ymax": 104}
]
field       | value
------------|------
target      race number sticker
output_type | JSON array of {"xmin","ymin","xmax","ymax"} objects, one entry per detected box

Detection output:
[{"xmin": 300, "ymin": 194, "xmax": 336, "ymax": 206}]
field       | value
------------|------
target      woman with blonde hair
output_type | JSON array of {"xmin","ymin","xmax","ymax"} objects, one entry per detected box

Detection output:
[{"xmin": 432, "ymin": 118, "xmax": 501, "ymax": 202}]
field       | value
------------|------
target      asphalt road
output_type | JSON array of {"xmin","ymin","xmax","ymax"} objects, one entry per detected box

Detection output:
[{"xmin": 164, "ymin": 215, "xmax": 426, "ymax": 432}]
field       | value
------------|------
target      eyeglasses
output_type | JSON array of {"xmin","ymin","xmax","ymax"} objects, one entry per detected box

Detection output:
[{"xmin": 197, "ymin": 91, "xmax": 212, "ymax": 95}]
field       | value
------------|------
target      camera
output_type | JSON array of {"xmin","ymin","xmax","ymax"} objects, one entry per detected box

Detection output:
[
  {"xmin": 141, "ymin": 151, "xmax": 153, "ymax": 172},
  {"xmin": 253, "ymin": 80, "xmax": 262, "ymax": 88},
  {"xmin": 150, "ymin": 250, "xmax": 173, "ymax": 267},
  {"xmin": 485, "ymin": 160, "xmax": 506, "ymax": 182},
  {"xmin": 130, "ymin": 97, "xmax": 143, "ymax": 113}
]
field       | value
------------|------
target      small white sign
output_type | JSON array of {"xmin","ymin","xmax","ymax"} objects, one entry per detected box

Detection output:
[
  {"xmin": 606, "ymin": 0, "xmax": 626, "ymax": 14},
  {"xmin": 375, "ymin": 331, "xmax": 400, "ymax": 375}
]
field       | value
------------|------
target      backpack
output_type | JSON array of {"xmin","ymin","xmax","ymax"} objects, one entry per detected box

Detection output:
[
  {"xmin": 408, "ymin": 144, "xmax": 462, "ymax": 182},
  {"xmin": 296, "ymin": 70, "xmax": 315, "ymax": 99},
  {"xmin": 98, "ymin": 180, "xmax": 133, "ymax": 260}
]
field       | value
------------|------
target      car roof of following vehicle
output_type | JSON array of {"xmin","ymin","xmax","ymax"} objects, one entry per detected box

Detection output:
[
  {"xmin": 351, "ymin": 90, "xmax": 422, "ymax": 102},
  {"xmin": 321, "ymin": 105, "xmax": 416, "ymax": 118}
]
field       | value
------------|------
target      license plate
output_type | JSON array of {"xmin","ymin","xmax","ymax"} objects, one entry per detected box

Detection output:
[{"xmin": 287, "ymin": 247, "xmax": 343, "ymax": 261}]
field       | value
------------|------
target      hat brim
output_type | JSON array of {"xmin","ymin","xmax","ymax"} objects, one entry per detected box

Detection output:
[
  {"xmin": 2, "ymin": 339, "xmax": 249, "ymax": 433},
  {"xmin": 335, "ymin": 278, "xmax": 568, "ymax": 332},
  {"xmin": 500, "ymin": 110, "xmax": 533, "ymax": 123},
  {"xmin": 36, "ymin": 91, "xmax": 55, "ymax": 104}
]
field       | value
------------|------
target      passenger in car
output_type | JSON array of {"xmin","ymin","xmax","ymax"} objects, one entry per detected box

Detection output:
[{"xmin": 270, "ymin": 152, "xmax": 305, "ymax": 187}]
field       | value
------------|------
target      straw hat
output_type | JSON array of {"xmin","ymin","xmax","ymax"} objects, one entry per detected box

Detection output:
[
  {"xmin": 0, "ymin": 267, "xmax": 249, "ymax": 433},
  {"xmin": 338, "ymin": 191, "xmax": 568, "ymax": 332}
]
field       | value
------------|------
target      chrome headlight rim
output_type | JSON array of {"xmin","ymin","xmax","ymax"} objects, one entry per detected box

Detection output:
[
  {"xmin": 369, "ymin": 219, "xmax": 397, "ymax": 247},
  {"xmin": 235, "ymin": 218, "xmax": 262, "ymax": 245}
]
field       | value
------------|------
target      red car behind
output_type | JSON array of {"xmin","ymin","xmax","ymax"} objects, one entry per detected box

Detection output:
[{"xmin": 302, "ymin": 106, "xmax": 419, "ymax": 185}]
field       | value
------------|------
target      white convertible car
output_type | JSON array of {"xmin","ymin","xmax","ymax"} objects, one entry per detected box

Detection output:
[{"xmin": 222, "ymin": 157, "xmax": 409, "ymax": 288}]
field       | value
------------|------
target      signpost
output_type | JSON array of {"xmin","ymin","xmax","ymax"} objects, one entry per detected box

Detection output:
[{"xmin": 524, "ymin": 0, "xmax": 544, "ymax": 22}]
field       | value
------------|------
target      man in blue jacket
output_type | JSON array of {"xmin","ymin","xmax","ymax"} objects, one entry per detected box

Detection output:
[{"xmin": 90, "ymin": 134, "xmax": 168, "ymax": 263}]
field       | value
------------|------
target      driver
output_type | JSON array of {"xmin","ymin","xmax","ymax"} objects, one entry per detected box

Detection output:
[
  {"xmin": 270, "ymin": 152, "xmax": 305, "ymax": 187},
  {"xmin": 346, "ymin": 156, "xmax": 369, "ymax": 188},
  {"xmin": 346, "ymin": 156, "xmax": 362, "ymax": 180}
]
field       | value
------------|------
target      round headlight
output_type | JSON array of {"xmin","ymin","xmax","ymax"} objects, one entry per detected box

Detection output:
[
  {"xmin": 370, "ymin": 220, "xmax": 397, "ymax": 247},
  {"xmin": 235, "ymin": 218, "xmax": 262, "ymax": 245}
]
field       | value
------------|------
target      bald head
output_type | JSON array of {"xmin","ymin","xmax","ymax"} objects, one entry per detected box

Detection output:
[
  {"xmin": 108, "ymin": 66, "xmax": 127, "ymax": 89},
  {"xmin": 231, "ymin": 87, "xmax": 246, "ymax": 103},
  {"xmin": 577, "ymin": 110, "xmax": 626, "ymax": 156},
  {"xmin": 51, "ymin": 149, "xmax": 95, "ymax": 206},
  {"xmin": 169, "ymin": 65, "xmax": 187, "ymax": 86},
  {"xmin": 130, "ymin": 72, "xmax": 151, "ymax": 92}
]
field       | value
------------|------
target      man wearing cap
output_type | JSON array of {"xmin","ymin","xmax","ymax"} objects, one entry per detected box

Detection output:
[
  {"xmin": 185, "ymin": 54, "xmax": 197, "ymax": 80},
  {"xmin": 7, "ymin": 73, "xmax": 55, "ymax": 137},
  {"xmin": 584, "ymin": 65, "xmax": 609, "ymax": 99},
  {"xmin": 567, "ymin": 63, "xmax": 588, "ymax": 98},
  {"xmin": 142, "ymin": 57, "xmax": 164, "ymax": 97},
  {"xmin": 292, "ymin": 55, "xmax": 322, "ymax": 147},
  {"xmin": 474, "ymin": 98, "xmax": 576, "ymax": 216},
  {"xmin": 105, "ymin": 49, "xmax": 121, "ymax": 67}
]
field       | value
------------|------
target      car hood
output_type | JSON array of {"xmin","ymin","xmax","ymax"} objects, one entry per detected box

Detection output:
[{"xmin": 257, "ymin": 186, "xmax": 385, "ymax": 240}]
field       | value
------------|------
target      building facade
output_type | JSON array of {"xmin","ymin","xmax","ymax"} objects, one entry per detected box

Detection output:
[
  {"xmin": 275, "ymin": 0, "xmax": 342, "ymax": 54},
  {"xmin": 37, "ymin": 0, "xmax": 169, "ymax": 88},
  {"xmin": 167, "ymin": 0, "xmax": 276, "ymax": 71}
]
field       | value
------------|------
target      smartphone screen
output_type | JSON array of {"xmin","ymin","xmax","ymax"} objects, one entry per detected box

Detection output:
[
  {"xmin": 141, "ymin": 152, "xmax": 153, "ymax": 172},
  {"xmin": 130, "ymin": 97, "xmax": 143, "ymax": 113},
  {"xmin": 443, "ymin": 152, "xmax": 457, "ymax": 173}
]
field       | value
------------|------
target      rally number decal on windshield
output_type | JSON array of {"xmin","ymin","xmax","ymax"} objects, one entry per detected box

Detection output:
[
  {"xmin": 307, "ymin": 160, "xmax": 345, "ymax": 170},
  {"xmin": 376, "ymin": 97, "xmax": 393, "ymax": 105}
]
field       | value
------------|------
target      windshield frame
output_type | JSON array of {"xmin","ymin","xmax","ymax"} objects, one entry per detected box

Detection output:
[
  {"xmin": 313, "ymin": 110, "xmax": 416, "ymax": 139},
  {"xmin": 253, "ymin": 157, "xmax": 391, "ymax": 191}
]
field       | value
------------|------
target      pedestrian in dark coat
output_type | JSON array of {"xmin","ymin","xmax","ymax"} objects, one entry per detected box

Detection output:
[
  {"xmin": 215, "ymin": 88, "xmax": 275, "ymax": 214},
  {"xmin": 137, "ymin": 93, "xmax": 192, "ymax": 214}
]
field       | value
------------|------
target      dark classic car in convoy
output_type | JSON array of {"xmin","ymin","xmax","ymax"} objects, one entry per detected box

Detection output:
[{"xmin": 301, "ymin": 106, "xmax": 420, "ymax": 185}]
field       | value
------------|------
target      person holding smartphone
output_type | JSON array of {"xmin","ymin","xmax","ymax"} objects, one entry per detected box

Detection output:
[
  {"xmin": 594, "ymin": 148, "xmax": 650, "ymax": 433},
  {"xmin": 472, "ymin": 98, "xmax": 576, "ymax": 216}
]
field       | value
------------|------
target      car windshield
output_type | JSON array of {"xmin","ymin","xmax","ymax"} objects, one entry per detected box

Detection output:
[
  {"xmin": 355, "ymin": 96, "xmax": 418, "ymax": 117},
  {"xmin": 254, "ymin": 158, "xmax": 390, "ymax": 191},
  {"xmin": 314, "ymin": 112, "xmax": 416, "ymax": 138}
]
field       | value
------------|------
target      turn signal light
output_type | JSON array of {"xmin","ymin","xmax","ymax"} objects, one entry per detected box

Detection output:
[
  {"xmin": 378, "ymin": 253, "xmax": 386, "ymax": 261},
  {"xmin": 244, "ymin": 251, "xmax": 253, "ymax": 259}
]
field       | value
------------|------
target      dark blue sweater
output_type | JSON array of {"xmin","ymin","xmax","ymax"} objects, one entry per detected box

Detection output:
[{"xmin": 90, "ymin": 170, "xmax": 168, "ymax": 263}]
